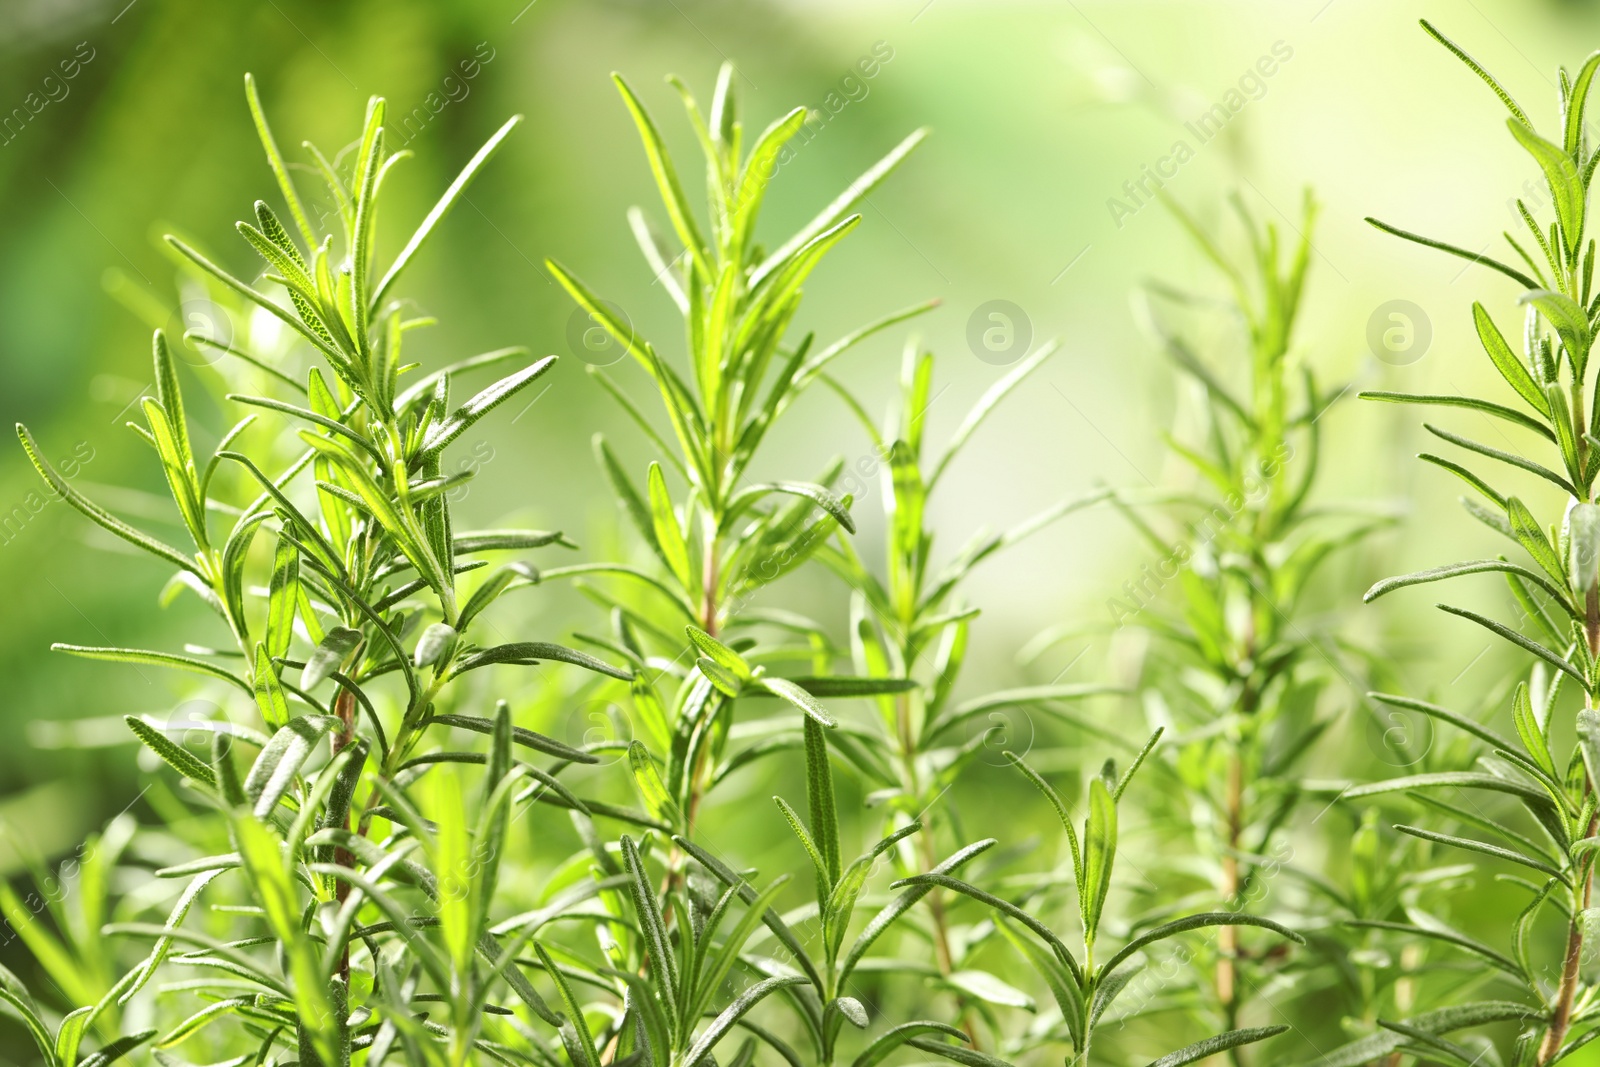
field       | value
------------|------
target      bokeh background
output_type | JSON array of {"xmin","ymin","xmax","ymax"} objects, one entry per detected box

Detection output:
[{"xmin": 0, "ymin": 0, "xmax": 1593, "ymax": 1043}]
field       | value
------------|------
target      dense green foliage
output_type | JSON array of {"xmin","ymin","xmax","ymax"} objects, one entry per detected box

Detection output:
[
  {"xmin": 15, "ymin": 15, "xmax": 1600, "ymax": 1067},
  {"xmin": 1309, "ymin": 20, "xmax": 1600, "ymax": 1067}
]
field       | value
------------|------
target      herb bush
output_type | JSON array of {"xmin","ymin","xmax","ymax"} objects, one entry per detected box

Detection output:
[
  {"xmin": 9, "ymin": 20, "xmax": 1600, "ymax": 1067},
  {"xmin": 1309, "ymin": 21, "xmax": 1600, "ymax": 1067}
]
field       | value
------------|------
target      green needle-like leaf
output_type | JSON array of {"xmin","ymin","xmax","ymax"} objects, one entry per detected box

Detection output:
[{"xmin": 1144, "ymin": 1026, "xmax": 1290, "ymax": 1067}]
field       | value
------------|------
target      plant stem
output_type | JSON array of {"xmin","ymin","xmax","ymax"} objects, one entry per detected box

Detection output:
[
  {"xmin": 1541, "ymin": 580, "xmax": 1600, "ymax": 1063},
  {"xmin": 684, "ymin": 526, "xmax": 724, "ymax": 840},
  {"xmin": 1219, "ymin": 748, "xmax": 1243, "ymax": 1067},
  {"xmin": 1218, "ymin": 589, "xmax": 1258, "ymax": 1065},
  {"xmin": 701, "ymin": 520, "xmax": 722, "ymax": 638},
  {"xmin": 331, "ymin": 686, "xmax": 358, "ymax": 986},
  {"xmin": 895, "ymin": 689, "xmax": 981, "ymax": 1046},
  {"xmin": 1540, "ymin": 811, "xmax": 1595, "ymax": 1065},
  {"xmin": 648, "ymin": 522, "xmax": 727, "ymax": 997},
  {"xmin": 1588, "ymin": 585, "xmax": 1600, "ymax": 657},
  {"xmin": 913, "ymin": 808, "xmax": 957, "ymax": 979}
]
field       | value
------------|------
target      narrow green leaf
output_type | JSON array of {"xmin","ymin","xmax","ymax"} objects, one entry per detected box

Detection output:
[
  {"xmin": 1368, "ymin": 218, "xmax": 1540, "ymax": 290},
  {"xmin": 851, "ymin": 1023, "xmax": 970, "ymax": 1067},
  {"xmin": 55, "ymin": 645, "xmax": 250, "ymax": 693},
  {"xmin": 371, "ymin": 114, "xmax": 522, "ymax": 309},
  {"xmin": 141, "ymin": 398, "xmax": 206, "ymax": 546},
  {"xmin": 533, "ymin": 941, "xmax": 601, "ymax": 1067},
  {"xmin": 18, "ymin": 425, "xmax": 201, "ymax": 577},
  {"xmin": 244, "ymin": 716, "xmax": 338, "ymax": 819},
  {"xmin": 448, "ymin": 641, "xmax": 631, "ymax": 680},
  {"xmin": 619, "ymin": 834, "xmax": 680, "ymax": 1021},
  {"xmin": 420, "ymin": 356, "xmax": 557, "ymax": 455},
  {"xmin": 1282, "ymin": 1003, "xmax": 1541, "ymax": 1067},
  {"xmin": 627, "ymin": 741, "xmax": 686, "ymax": 831},
  {"xmin": 244, "ymin": 72, "xmax": 317, "ymax": 248},
  {"xmin": 595, "ymin": 435, "xmax": 663, "ymax": 559},
  {"xmin": 154, "ymin": 996, "xmax": 251, "ymax": 1049},
  {"xmin": 431, "ymin": 711, "xmax": 595, "ymax": 764},
  {"xmin": 1080, "ymin": 778, "xmax": 1115, "ymax": 943},
  {"xmin": 1145, "ymin": 1027, "xmax": 1289, "ymax": 1067},
  {"xmin": 1422, "ymin": 461, "xmax": 1508, "ymax": 518},
  {"xmin": 1513, "ymin": 681, "xmax": 1558, "ymax": 776},
  {"xmin": 124, "ymin": 716, "xmax": 215, "ymax": 786},
  {"xmin": 730, "ymin": 106, "xmax": 808, "ymax": 253},
  {"xmin": 1348, "ymin": 917, "xmax": 1525, "ymax": 980},
  {"xmin": 751, "ymin": 127, "xmax": 929, "ymax": 289},
  {"xmin": 1341, "ymin": 771, "xmax": 1562, "ymax": 811},
  {"xmin": 647, "ymin": 462, "xmax": 693, "ymax": 591},
  {"xmin": 1507, "ymin": 125, "xmax": 1584, "ymax": 256},
  {"xmin": 120, "ymin": 868, "xmax": 227, "ymax": 1006},
  {"xmin": 1004, "ymin": 751, "xmax": 1083, "ymax": 881},
  {"xmin": 150, "ymin": 332, "xmax": 191, "ymax": 467},
  {"xmin": 685, "ymin": 625, "xmax": 750, "ymax": 680},
  {"xmin": 756, "ymin": 676, "xmax": 837, "ymax": 727},
  {"xmin": 453, "ymin": 528, "xmax": 573, "ymax": 554},
  {"xmin": 729, "ymin": 481, "xmax": 856, "ymax": 535},
  {"xmin": 253, "ymin": 644, "xmax": 289, "ymax": 731},
  {"xmin": 888, "ymin": 871, "xmax": 1082, "ymax": 985},
  {"xmin": 232, "ymin": 816, "xmax": 338, "ymax": 1064},
  {"xmin": 804, "ymin": 716, "xmax": 841, "ymax": 888},
  {"xmin": 1365, "ymin": 558, "xmax": 1575, "ymax": 613},
  {"xmin": 1393, "ymin": 823, "xmax": 1568, "ymax": 882},
  {"xmin": 53, "ymin": 1007, "xmax": 89, "ymax": 1067},
  {"xmin": 266, "ymin": 537, "xmax": 300, "ymax": 659},
  {"xmin": 773, "ymin": 676, "xmax": 918, "ymax": 698},
  {"xmin": 1436, "ymin": 602, "xmax": 1585, "ymax": 683},
  {"xmin": 775, "ymin": 795, "xmax": 830, "ymax": 895},
  {"xmin": 1473, "ymin": 303, "xmax": 1551, "ymax": 415},
  {"xmin": 931, "ymin": 341, "xmax": 1061, "ymax": 488},
  {"xmin": 302, "ymin": 626, "xmax": 363, "ymax": 690},
  {"xmin": 1100, "ymin": 912, "xmax": 1305, "ymax": 978},
  {"xmin": 1425, "ymin": 423, "xmax": 1572, "ymax": 494},
  {"xmin": 681, "ymin": 976, "xmax": 808, "ymax": 1067},
  {"xmin": 164, "ymin": 236, "xmax": 347, "ymax": 368},
  {"xmin": 76, "ymin": 1029, "xmax": 156, "ymax": 1067},
  {"xmin": 1368, "ymin": 692, "xmax": 1517, "ymax": 751},
  {"xmin": 612, "ymin": 73, "xmax": 711, "ymax": 278},
  {"xmin": 1419, "ymin": 20, "xmax": 1530, "ymax": 122},
  {"xmin": 1360, "ymin": 389, "xmax": 1554, "ymax": 439},
  {"xmin": 227, "ymin": 393, "xmax": 386, "ymax": 465}
]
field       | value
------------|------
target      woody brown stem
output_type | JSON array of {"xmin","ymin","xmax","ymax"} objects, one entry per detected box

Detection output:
[
  {"xmin": 1539, "ymin": 812, "xmax": 1594, "ymax": 1065},
  {"xmin": 331, "ymin": 687, "xmax": 358, "ymax": 985},
  {"xmin": 1217, "ymin": 750, "xmax": 1243, "ymax": 1064}
]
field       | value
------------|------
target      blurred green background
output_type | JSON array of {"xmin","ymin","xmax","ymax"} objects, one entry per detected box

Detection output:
[{"xmin": 0, "ymin": 0, "xmax": 1593, "ymax": 890}]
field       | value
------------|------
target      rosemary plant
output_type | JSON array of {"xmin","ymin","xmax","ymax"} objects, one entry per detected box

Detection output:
[
  {"xmin": 1110, "ymin": 192, "xmax": 1388, "ymax": 1061},
  {"xmin": 12, "ymin": 77, "xmax": 629, "ymax": 1065},
  {"xmin": 542, "ymin": 63, "xmax": 937, "ymax": 849},
  {"xmin": 816, "ymin": 342, "xmax": 1115, "ymax": 1040},
  {"xmin": 522, "ymin": 65, "xmax": 1011, "ymax": 1067},
  {"xmin": 890, "ymin": 735, "xmax": 1305, "ymax": 1066},
  {"xmin": 1317, "ymin": 21, "xmax": 1600, "ymax": 1066},
  {"xmin": 0, "ymin": 49, "xmax": 1428, "ymax": 1067}
]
